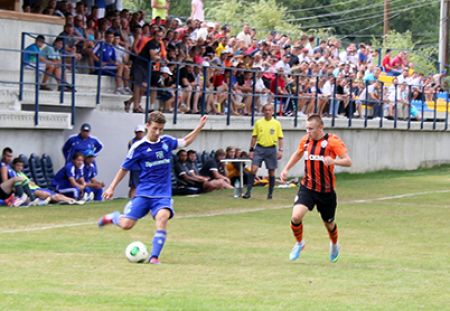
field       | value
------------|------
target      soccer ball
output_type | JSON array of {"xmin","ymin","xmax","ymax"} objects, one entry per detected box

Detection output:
[{"xmin": 125, "ymin": 241, "xmax": 149, "ymax": 263}]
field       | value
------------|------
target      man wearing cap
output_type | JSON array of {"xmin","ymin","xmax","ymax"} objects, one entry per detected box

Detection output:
[
  {"xmin": 62, "ymin": 123, "xmax": 104, "ymax": 163},
  {"xmin": 127, "ymin": 125, "xmax": 146, "ymax": 198},
  {"xmin": 275, "ymin": 53, "xmax": 292, "ymax": 75},
  {"xmin": 83, "ymin": 150, "xmax": 104, "ymax": 201},
  {"xmin": 157, "ymin": 66, "xmax": 176, "ymax": 112}
]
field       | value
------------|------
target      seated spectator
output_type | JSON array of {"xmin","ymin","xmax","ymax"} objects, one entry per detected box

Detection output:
[
  {"xmin": 40, "ymin": 38, "xmax": 71, "ymax": 91},
  {"xmin": 382, "ymin": 49, "xmax": 393, "ymax": 74},
  {"xmin": 11, "ymin": 158, "xmax": 83, "ymax": 205},
  {"xmin": 113, "ymin": 33, "xmax": 132, "ymax": 95},
  {"xmin": 52, "ymin": 152, "xmax": 86, "ymax": 200},
  {"xmin": 199, "ymin": 149, "xmax": 233, "ymax": 189},
  {"xmin": 357, "ymin": 80, "xmax": 383, "ymax": 119},
  {"xmin": 174, "ymin": 150, "xmax": 227, "ymax": 192},
  {"xmin": 91, "ymin": 30, "xmax": 117, "ymax": 77},
  {"xmin": 83, "ymin": 151, "xmax": 104, "ymax": 201},
  {"xmin": 0, "ymin": 148, "xmax": 27, "ymax": 207},
  {"xmin": 157, "ymin": 66, "xmax": 176, "ymax": 113}
]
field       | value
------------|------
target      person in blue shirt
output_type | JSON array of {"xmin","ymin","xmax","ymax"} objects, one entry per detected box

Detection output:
[
  {"xmin": 127, "ymin": 125, "xmax": 146, "ymax": 198},
  {"xmin": 23, "ymin": 35, "xmax": 47, "ymax": 71},
  {"xmin": 52, "ymin": 152, "xmax": 86, "ymax": 199},
  {"xmin": 83, "ymin": 150, "xmax": 104, "ymax": 201},
  {"xmin": 98, "ymin": 112, "xmax": 207, "ymax": 264},
  {"xmin": 62, "ymin": 123, "xmax": 103, "ymax": 163},
  {"xmin": 91, "ymin": 30, "xmax": 117, "ymax": 76}
]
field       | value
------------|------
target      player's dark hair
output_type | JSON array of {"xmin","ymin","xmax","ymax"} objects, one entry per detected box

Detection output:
[
  {"xmin": 177, "ymin": 149, "xmax": 186, "ymax": 156},
  {"xmin": 12, "ymin": 157, "xmax": 24, "ymax": 165},
  {"xmin": 307, "ymin": 114, "xmax": 324, "ymax": 126},
  {"xmin": 72, "ymin": 152, "xmax": 84, "ymax": 161},
  {"xmin": 2, "ymin": 147, "xmax": 12, "ymax": 156},
  {"xmin": 147, "ymin": 111, "xmax": 166, "ymax": 125}
]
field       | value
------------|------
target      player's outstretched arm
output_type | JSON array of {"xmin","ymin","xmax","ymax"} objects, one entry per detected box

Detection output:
[
  {"xmin": 182, "ymin": 115, "xmax": 207, "ymax": 147},
  {"xmin": 324, "ymin": 153, "xmax": 352, "ymax": 167},
  {"xmin": 280, "ymin": 150, "xmax": 303, "ymax": 183},
  {"xmin": 103, "ymin": 168, "xmax": 128, "ymax": 200}
]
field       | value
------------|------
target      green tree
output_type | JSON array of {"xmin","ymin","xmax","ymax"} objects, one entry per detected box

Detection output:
[
  {"xmin": 372, "ymin": 30, "xmax": 438, "ymax": 75},
  {"xmin": 206, "ymin": 0, "xmax": 303, "ymax": 38}
]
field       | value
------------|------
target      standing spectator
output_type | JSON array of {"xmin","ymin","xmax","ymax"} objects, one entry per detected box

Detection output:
[
  {"xmin": 83, "ymin": 151, "xmax": 104, "ymax": 201},
  {"xmin": 236, "ymin": 24, "xmax": 252, "ymax": 47},
  {"xmin": 127, "ymin": 125, "xmax": 146, "ymax": 198},
  {"xmin": 151, "ymin": 0, "xmax": 169, "ymax": 24},
  {"xmin": 52, "ymin": 152, "xmax": 86, "ymax": 200},
  {"xmin": 243, "ymin": 103, "xmax": 284, "ymax": 199},
  {"xmin": 62, "ymin": 123, "xmax": 103, "ymax": 162},
  {"xmin": 191, "ymin": 0, "xmax": 204, "ymax": 22}
]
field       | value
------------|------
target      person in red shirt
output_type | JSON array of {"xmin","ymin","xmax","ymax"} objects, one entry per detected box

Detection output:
[
  {"xmin": 390, "ymin": 51, "xmax": 406, "ymax": 76},
  {"xmin": 382, "ymin": 48, "xmax": 392, "ymax": 74},
  {"xmin": 280, "ymin": 114, "xmax": 352, "ymax": 263}
]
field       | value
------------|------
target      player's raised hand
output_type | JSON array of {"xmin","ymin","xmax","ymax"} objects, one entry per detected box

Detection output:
[
  {"xmin": 198, "ymin": 115, "xmax": 208, "ymax": 128},
  {"xmin": 103, "ymin": 187, "xmax": 114, "ymax": 200}
]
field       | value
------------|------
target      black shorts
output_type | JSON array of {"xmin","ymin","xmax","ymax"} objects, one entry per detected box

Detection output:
[
  {"xmin": 294, "ymin": 185, "xmax": 337, "ymax": 223},
  {"xmin": 252, "ymin": 145, "xmax": 278, "ymax": 170},
  {"xmin": 0, "ymin": 186, "xmax": 11, "ymax": 200}
]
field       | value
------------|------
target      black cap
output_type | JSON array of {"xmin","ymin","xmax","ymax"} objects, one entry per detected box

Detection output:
[{"xmin": 80, "ymin": 123, "xmax": 91, "ymax": 131}]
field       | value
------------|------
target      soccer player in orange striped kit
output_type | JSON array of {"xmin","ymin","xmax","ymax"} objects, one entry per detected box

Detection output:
[{"xmin": 280, "ymin": 114, "xmax": 352, "ymax": 262}]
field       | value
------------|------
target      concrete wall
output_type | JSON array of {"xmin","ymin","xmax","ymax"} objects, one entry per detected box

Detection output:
[
  {"xmin": 64, "ymin": 111, "xmax": 450, "ymax": 198},
  {"xmin": 0, "ymin": 128, "xmax": 65, "ymax": 169},
  {"xmin": 0, "ymin": 14, "xmax": 63, "ymax": 72}
]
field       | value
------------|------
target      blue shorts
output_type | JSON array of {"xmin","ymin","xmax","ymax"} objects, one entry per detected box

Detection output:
[{"xmin": 123, "ymin": 196, "xmax": 174, "ymax": 220}]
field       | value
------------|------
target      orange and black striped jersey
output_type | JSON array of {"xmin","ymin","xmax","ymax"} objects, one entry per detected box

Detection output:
[{"xmin": 297, "ymin": 133, "xmax": 347, "ymax": 193}]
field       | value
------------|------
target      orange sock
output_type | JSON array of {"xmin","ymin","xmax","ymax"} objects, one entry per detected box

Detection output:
[
  {"xmin": 328, "ymin": 224, "xmax": 338, "ymax": 245},
  {"xmin": 290, "ymin": 221, "xmax": 303, "ymax": 243}
]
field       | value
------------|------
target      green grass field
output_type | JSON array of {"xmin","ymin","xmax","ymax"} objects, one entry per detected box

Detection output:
[{"xmin": 1, "ymin": 166, "xmax": 450, "ymax": 311}]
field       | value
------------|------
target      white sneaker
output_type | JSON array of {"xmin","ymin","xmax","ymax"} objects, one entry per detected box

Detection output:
[
  {"xmin": 82, "ymin": 192, "xmax": 89, "ymax": 201},
  {"xmin": 88, "ymin": 192, "xmax": 95, "ymax": 201},
  {"xmin": 123, "ymin": 87, "xmax": 133, "ymax": 94},
  {"xmin": 29, "ymin": 198, "xmax": 41, "ymax": 206},
  {"xmin": 13, "ymin": 194, "xmax": 28, "ymax": 207}
]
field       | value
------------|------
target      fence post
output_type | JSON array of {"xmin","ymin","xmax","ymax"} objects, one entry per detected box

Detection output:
[
  {"xmin": 407, "ymin": 85, "xmax": 412, "ymax": 130},
  {"xmin": 445, "ymin": 92, "xmax": 449, "ymax": 131},
  {"xmin": 348, "ymin": 79, "xmax": 353, "ymax": 127},
  {"xmin": 314, "ymin": 76, "xmax": 319, "ymax": 113},
  {"xmin": 379, "ymin": 81, "xmax": 384, "ymax": 128},
  {"xmin": 251, "ymin": 71, "xmax": 256, "ymax": 126},
  {"xmin": 394, "ymin": 84, "xmax": 398, "ymax": 129},
  {"xmin": 273, "ymin": 73, "xmax": 278, "ymax": 118},
  {"xmin": 294, "ymin": 75, "xmax": 300, "ymax": 128},
  {"xmin": 60, "ymin": 39, "xmax": 66, "ymax": 104},
  {"xmin": 420, "ymin": 86, "xmax": 425, "ymax": 130},
  {"xmin": 34, "ymin": 53, "xmax": 40, "ymax": 126},
  {"xmin": 201, "ymin": 65, "xmax": 207, "ymax": 116},
  {"xmin": 96, "ymin": 41, "xmax": 103, "ymax": 105},
  {"xmin": 71, "ymin": 56, "xmax": 76, "ymax": 126},
  {"xmin": 144, "ymin": 61, "xmax": 152, "ymax": 121},
  {"xmin": 433, "ymin": 90, "xmax": 437, "ymax": 130},
  {"xmin": 19, "ymin": 32, "xmax": 25, "ymax": 101},
  {"xmin": 364, "ymin": 80, "xmax": 369, "ymax": 128},
  {"xmin": 226, "ymin": 70, "xmax": 232, "ymax": 126},
  {"xmin": 173, "ymin": 63, "xmax": 180, "ymax": 125},
  {"xmin": 331, "ymin": 77, "xmax": 337, "ymax": 127},
  {"xmin": 377, "ymin": 48, "xmax": 382, "ymax": 67}
]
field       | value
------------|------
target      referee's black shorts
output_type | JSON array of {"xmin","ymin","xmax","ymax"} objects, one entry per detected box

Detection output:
[{"xmin": 294, "ymin": 185, "xmax": 337, "ymax": 223}]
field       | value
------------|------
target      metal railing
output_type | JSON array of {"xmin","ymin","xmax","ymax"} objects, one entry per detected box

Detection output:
[{"xmin": 8, "ymin": 32, "xmax": 450, "ymax": 131}]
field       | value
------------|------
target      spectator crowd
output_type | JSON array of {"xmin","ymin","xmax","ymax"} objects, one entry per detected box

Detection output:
[{"xmin": 22, "ymin": 1, "xmax": 447, "ymax": 120}]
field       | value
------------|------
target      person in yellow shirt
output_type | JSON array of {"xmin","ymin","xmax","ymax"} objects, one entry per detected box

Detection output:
[
  {"xmin": 151, "ymin": 0, "xmax": 169, "ymax": 23},
  {"xmin": 243, "ymin": 103, "xmax": 284, "ymax": 199}
]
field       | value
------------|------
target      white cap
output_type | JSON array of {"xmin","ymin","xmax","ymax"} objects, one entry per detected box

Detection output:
[
  {"xmin": 134, "ymin": 124, "xmax": 146, "ymax": 132},
  {"xmin": 160, "ymin": 66, "xmax": 173, "ymax": 75}
]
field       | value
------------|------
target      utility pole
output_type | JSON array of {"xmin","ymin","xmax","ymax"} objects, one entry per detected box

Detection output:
[
  {"xmin": 383, "ymin": 0, "xmax": 390, "ymax": 37},
  {"xmin": 438, "ymin": 0, "xmax": 449, "ymax": 71}
]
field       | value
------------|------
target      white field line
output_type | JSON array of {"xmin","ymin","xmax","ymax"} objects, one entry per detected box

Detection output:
[{"xmin": 1, "ymin": 189, "xmax": 449, "ymax": 234}]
